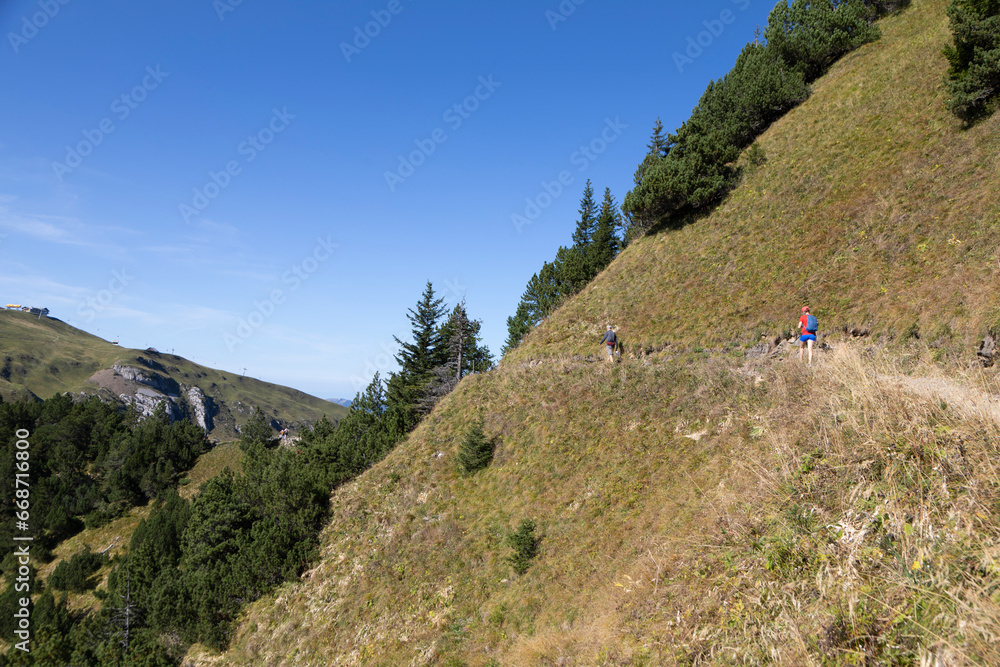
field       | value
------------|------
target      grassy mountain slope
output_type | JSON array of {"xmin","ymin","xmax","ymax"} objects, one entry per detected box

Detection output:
[
  {"xmin": 510, "ymin": 0, "xmax": 999, "ymax": 363},
  {"xmin": 0, "ymin": 309, "xmax": 347, "ymax": 438},
  {"xmin": 194, "ymin": 1, "xmax": 1000, "ymax": 664}
]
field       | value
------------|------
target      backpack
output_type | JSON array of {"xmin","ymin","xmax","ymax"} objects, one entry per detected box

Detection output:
[{"xmin": 806, "ymin": 314, "xmax": 818, "ymax": 333}]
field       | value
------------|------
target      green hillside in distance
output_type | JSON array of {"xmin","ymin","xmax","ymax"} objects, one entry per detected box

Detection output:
[
  {"xmin": 0, "ymin": 309, "xmax": 347, "ymax": 439},
  {"xmin": 183, "ymin": 0, "xmax": 1000, "ymax": 664}
]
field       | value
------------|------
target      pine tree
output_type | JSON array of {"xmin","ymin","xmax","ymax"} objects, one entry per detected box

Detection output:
[
  {"xmin": 502, "ymin": 301, "xmax": 533, "ymax": 356},
  {"xmin": 623, "ymin": 120, "xmax": 679, "ymax": 243},
  {"xmin": 553, "ymin": 245, "xmax": 590, "ymax": 294},
  {"xmin": 417, "ymin": 301, "xmax": 495, "ymax": 414},
  {"xmin": 944, "ymin": 0, "xmax": 1000, "ymax": 122},
  {"xmin": 327, "ymin": 373, "xmax": 405, "ymax": 474},
  {"xmin": 239, "ymin": 407, "xmax": 273, "ymax": 452},
  {"xmin": 444, "ymin": 300, "xmax": 469, "ymax": 382},
  {"xmin": 387, "ymin": 282, "xmax": 448, "ymax": 426},
  {"xmin": 764, "ymin": 0, "xmax": 881, "ymax": 83},
  {"xmin": 589, "ymin": 188, "xmax": 620, "ymax": 273},
  {"xmin": 570, "ymin": 180, "xmax": 597, "ymax": 249},
  {"xmin": 456, "ymin": 420, "xmax": 495, "ymax": 473},
  {"xmin": 437, "ymin": 300, "xmax": 495, "ymax": 379}
]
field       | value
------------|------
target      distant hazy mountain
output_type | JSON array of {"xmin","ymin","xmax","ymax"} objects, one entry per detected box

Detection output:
[{"xmin": 328, "ymin": 398, "xmax": 353, "ymax": 407}]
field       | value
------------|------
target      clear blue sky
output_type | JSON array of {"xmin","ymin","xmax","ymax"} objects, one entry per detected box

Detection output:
[{"xmin": 0, "ymin": 0, "xmax": 776, "ymax": 400}]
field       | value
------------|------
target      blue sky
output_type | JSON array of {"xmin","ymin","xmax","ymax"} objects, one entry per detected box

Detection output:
[{"xmin": 0, "ymin": 0, "xmax": 776, "ymax": 400}]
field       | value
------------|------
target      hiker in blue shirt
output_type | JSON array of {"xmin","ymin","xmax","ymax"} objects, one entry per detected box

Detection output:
[
  {"xmin": 599, "ymin": 325, "xmax": 617, "ymax": 363},
  {"xmin": 798, "ymin": 306, "xmax": 817, "ymax": 366}
]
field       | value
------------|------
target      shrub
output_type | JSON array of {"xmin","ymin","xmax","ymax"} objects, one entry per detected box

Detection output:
[
  {"xmin": 746, "ymin": 142, "xmax": 767, "ymax": 168},
  {"xmin": 505, "ymin": 519, "xmax": 539, "ymax": 575},
  {"xmin": 625, "ymin": 1, "xmax": 880, "ymax": 238},
  {"xmin": 49, "ymin": 547, "xmax": 106, "ymax": 592},
  {"xmin": 765, "ymin": 0, "xmax": 882, "ymax": 83},
  {"xmin": 456, "ymin": 420, "xmax": 495, "ymax": 474}
]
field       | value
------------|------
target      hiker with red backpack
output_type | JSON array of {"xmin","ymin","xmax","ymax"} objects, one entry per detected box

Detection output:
[{"xmin": 798, "ymin": 306, "xmax": 818, "ymax": 366}]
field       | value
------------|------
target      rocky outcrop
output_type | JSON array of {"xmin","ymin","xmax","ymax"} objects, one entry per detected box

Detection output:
[
  {"xmin": 186, "ymin": 386, "xmax": 215, "ymax": 432},
  {"xmin": 120, "ymin": 387, "xmax": 180, "ymax": 421},
  {"xmin": 112, "ymin": 364, "xmax": 180, "ymax": 396},
  {"xmin": 978, "ymin": 335, "xmax": 997, "ymax": 368}
]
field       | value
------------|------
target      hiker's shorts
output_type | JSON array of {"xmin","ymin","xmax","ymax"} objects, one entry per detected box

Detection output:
[
  {"xmin": 800, "ymin": 334, "xmax": 816, "ymax": 343},
  {"xmin": 606, "ymin": 344, "xmax": 615, "ymax": 356}
]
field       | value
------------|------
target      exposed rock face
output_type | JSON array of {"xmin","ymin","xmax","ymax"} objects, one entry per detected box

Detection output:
[
  {"xmin": 112, "ymin": 365, "xmax": 179, "ymax": 396},
  {"xmin": 120, "ymin": 387, "xmax": 180, "ymax": 421},
  {"xmin": 978, "ymin": 335, "xmax": 997, "ymax": 368},
  {"xmin": 91, "ymin": 366, "xmax": 217, "ymax": 430},
  {"xmin": 186, "ymin": 386, "xmax": 215, "ymax": 432}
]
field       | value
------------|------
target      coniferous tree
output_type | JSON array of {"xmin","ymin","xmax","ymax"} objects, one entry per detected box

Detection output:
[
  {"xmin": 622, "ymin": 0, "xmax": 879, "ymax": 244},
  {"xmin": 239, "ymin": 407, "xmax": 274, "ymax": 452},
  {"xmin": 456, "ymin": 419, "xmax": 495, "ymax": 473},
  {"xmin": 647, "ymin": 117, "xmax": 669, "ymax": 158},
  {"xmin": 502, "ymin": 184, "xmax": 622, "ymax": 355},
  {"xmin": 764, "ymin": 0, "xmax": 881, "ymax": 83},
  {"xmin": 589, "ymin": 188, "xmax": 621, "ymax": 273},
  {"xmin": 387, "ymin": 282, "xmax": 448, "ymax": 426},
  {"xmin": 418, "ymin": 301, "xmax": 495, "ymax": 414},
  {"xmin": 332, "ymin": 373, "xmax": 406, "ymax": 471},
  {"xmin": 502, "ymin": 301, "xmax": 533, "ymax": 356},
  {"xmin": 570, "ymin": 180, "xmax": 597, "ymax": 248},
  {"xmin": 437, "ymin": 300, "xmax": 495, "ymax": 379},
  {"xmin": 944, "ymin": 0, "xmax": 1000, "ymax": 122}
]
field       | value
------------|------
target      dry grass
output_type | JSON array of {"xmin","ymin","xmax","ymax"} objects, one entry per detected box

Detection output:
[
  {"xmin": 179, "ymin": 441, "xmax": 243, "ymax": 499},
  {"xmin": 198, "ymin": 340, "xmax": 1000, "ymax": 666},
  {"xmin": 35, "ymin": 504, "xmax": 151, "ymax": 615}
]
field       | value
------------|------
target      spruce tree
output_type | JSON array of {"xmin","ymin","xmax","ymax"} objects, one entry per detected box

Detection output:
[
  {"xmin": 944, "ymin": 0, "xmax": 1000, "ymax": 122},
  {"xmin": 502, "ymin": 301, "xmax": 533, "ymax": 356},
  {"xmin": 647, "ymin": 117, "xmax": 669, "ymax": 158},
  {"xmin": 589, "ymin": 188, "xmax": 620, "ymax": 273},
  {"xmin": 456, "ymin": 420, "xmax": 495, "ymax": 473},
  {"xmin": 570, "ymin": 180, "xmax": 597, "ymax": 249},
  {"xmin": 437, "ymin": 300, "xmax": 495, "ymax": 379},
  {"xmin": 387, "ymin": 282, "xmax": 448, "ymax": 427}
]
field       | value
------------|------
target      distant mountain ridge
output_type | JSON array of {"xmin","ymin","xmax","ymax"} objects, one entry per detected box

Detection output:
[
  {"xmin": 0, "ymin": 310, "xmax": 348, "ymax": 439},
  {"xmin": 327, "ymin": 398, "xmax": 352, "ymax": 407}
]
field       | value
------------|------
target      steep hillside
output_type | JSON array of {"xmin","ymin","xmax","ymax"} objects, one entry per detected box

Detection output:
[
  {"xmin": 0, "ymin": 310, "xmax": 347, "ymax": 438},
  {"xmin": 509, "ymin": 0, "xmax": 999, "ymax": 364},
  {"xmin": 192, "ymin": 1, "xmax": 1000, "ymax": 664}
]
